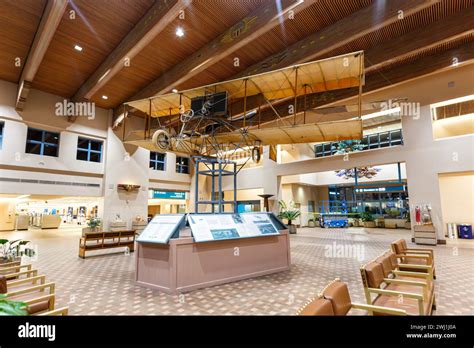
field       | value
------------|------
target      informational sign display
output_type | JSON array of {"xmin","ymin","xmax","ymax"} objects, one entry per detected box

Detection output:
[
  {"xmin": 136, "ymin": 214, "xmax": 185, "ymax": 244},
  {"xmin": 187, "ymin": 213, "xmax": 280, "ymax": 243},
  {"xmin": 152, "ymin": 191, "xmax": 186, "ymax": 199}
]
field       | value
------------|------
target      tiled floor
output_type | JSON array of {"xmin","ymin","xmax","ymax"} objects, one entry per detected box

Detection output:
[{"xmin": 2, "ymin": 227, "xmax": 473, "ymax": 315}]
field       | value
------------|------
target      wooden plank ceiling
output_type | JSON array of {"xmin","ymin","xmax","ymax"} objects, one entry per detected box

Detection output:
[
  {"xmin": 0, "ymin": 0, "xmax": 47, "ymax": 83},
  {"xmin": 0, "ymin": 0, "xmax": 473, "ymax": 114}
]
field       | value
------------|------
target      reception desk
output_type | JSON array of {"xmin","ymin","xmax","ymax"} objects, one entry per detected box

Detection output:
[{"xmin": 135, "ymin": 230, "xmax": 290, "ymax": 294}]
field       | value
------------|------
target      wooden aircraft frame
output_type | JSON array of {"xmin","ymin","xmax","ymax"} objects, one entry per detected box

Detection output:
[{"xmin": 122, "ymin": 51, "xmax": 365, "ymax": 168}]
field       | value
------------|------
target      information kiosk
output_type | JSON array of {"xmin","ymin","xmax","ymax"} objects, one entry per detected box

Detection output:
[{"xmin": 135, "ymin": 212, "xmax": 290, "ymax": 294}]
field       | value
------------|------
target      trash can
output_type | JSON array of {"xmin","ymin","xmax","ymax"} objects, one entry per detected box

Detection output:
[
  {"xmin": 457, "ymin": 224, "xmax": 473, "ymax": 239},
  {"xmin": 447, "ymin": 223, "xmax": 457, "ymax": 238}
]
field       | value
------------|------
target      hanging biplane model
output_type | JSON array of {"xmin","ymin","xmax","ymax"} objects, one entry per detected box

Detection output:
[{"xmin": 122, "ymin": 51, "xmax": 366, "ymax": 169}]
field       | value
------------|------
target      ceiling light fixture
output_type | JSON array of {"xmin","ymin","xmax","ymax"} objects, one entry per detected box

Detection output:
[
  {"xmin": 176, "ymin": 27, "xmax": 184, "ymax": 37},
  {"xmin": 102, "ymin": 95, "xmax": 108, "ymax": 100},
  {"xmin": 74, "ymin": 44, "xmax": 83, "ymax": 52},
  {"xmin": 172, "ymin": 89, "xmax": 178, "ymax": 93}
]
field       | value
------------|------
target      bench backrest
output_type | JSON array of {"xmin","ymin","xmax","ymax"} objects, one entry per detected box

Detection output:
[{"xmin": 83, "ymin": 230, "xmax": 135, "ymax": 240}]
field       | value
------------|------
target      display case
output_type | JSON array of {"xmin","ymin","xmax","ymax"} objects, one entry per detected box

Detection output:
[{"xmin": 135, "ymin": 212, "xmax": 290, "ymax": 294}]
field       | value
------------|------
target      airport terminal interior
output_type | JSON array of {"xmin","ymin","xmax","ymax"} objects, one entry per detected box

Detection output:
[{"xmin": 0, "ymin": 0, "xmax": 473, "ymax": 317}]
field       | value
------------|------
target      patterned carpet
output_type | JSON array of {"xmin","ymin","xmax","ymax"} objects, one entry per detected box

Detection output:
[{"xmin": 2, "ymin": 227, "xmax": 473, "ymax": 315}]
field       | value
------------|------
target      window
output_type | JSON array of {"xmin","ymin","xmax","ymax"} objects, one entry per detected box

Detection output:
[
  {"xmin": 150, "ymin": 152, "xmax": 166, "ymax": 171},
  {"xmin": 77, "ymin": 137, "xmax": 103, "ymax": 163},
  {"xmin": 0, "ymin": 122, "xmax": 4, "ymax": 150},
  {"xmin": 176, "ymin": 156, "xmax": 189, "ymax": 174},
  {"xmin": 25, "ymin": 128, "xmax": 60, "ymax": 157},
  {"xmin": 314, "ymin": 129, "xmax": 403, "ymax": 158}
]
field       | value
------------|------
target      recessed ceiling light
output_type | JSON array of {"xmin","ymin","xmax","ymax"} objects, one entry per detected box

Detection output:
[
  {"xmin": 102, "ymin": 95, "xmax": 108, "ymax": 100},
  {"xmin": 176, "ymin": 27, "xmax": 184, "ymax": 37},
  {"xmin": 74, "ymin": 44, "xmax": 83, "ymax": 52},
  {"xmin": 172, "ymin": 88, "xmax": 178, "ymax": 93}
]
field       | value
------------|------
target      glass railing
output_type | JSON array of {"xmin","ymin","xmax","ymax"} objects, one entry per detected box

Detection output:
[{"xmin": 314, "ymin": 129, "xmax": 403, "ymax": 158}]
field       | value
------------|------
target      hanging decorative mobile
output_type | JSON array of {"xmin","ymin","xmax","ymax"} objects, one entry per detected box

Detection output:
[{"xmin": 335, "ymin": 166, "xmax": 381, "ymax": 180}]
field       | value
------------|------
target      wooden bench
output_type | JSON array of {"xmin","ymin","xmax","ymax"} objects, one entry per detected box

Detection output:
[{"xmin": 79, "ymin": 230, "xmax": 135, "ymax": 258}]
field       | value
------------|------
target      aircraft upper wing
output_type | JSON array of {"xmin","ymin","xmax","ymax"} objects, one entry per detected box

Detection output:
[{"xmin": 125, "ymin": 51, "xmax": 364, "ymax": 118}]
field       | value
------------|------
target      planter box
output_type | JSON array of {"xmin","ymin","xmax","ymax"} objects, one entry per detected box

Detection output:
[
  {"xmin": 384, "ymin": 218, "xmax": 407, "ymax": 229},
  {"xmin": 82, "ymin": 227, "xmax": 101, "ymax": 236},
  {"xmin": 363, "ymin": 221, "xmax": 376, "ymax": 228},
  {"xmin": 404, "ymin": 222, "xmax": 411, "ymax": 229},
  {"xmin": 288, "ymin": 225, "xmax": 297, "ymax": 234}
]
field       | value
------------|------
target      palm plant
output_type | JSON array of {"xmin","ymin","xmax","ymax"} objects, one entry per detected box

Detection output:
[
  {"xmin": 0, "ymin": 294, "xmax": 28, "ymax": 316},
  {"xmin": 278, "ymin": 200, "xmax": 301, "ymax": 226}
]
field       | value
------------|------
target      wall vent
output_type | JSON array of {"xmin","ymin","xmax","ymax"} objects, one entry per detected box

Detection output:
[{"xmin": 0, "ymin": 177, "xmax": 100, "ymax": 188}]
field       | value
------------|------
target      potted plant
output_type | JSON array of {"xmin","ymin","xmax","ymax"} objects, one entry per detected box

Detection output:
[
  {"xmin": 83, "ymin": 217, "xmax": 102, "ymax": 235},
  {"xmin": 349, "ymin": 213, "xmax": 361, "ymax": 227},
  {"xmin": 361, "ymin": 212, "xmax": 376, "ymax": 228},
  {"xmin": 278, "ymin": 200, "xmax": 301, "ymax": 234},
  {"xmin": 0, "ymin": 294, "xmax": 28, "ymax": 316},
  {"xmin": 307, "ymin": 213, "xmax": 320, "ymax": 227},
  {"xmin": 0, "ymin": 239, "xmax": 35, "ymax": 263},
  {"xmin": 384, "ymin": 208, "xmax": 404, "ymax": 228},
  {"xmin": 404, "ymin": 211, "xmax": 411, "ymax": 229}
]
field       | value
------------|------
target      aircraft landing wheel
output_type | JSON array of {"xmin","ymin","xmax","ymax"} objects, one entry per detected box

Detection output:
[
  {"xmin": 152, "ymin": 129, "xmax": 171, "ymax": 153},
  {"xmin": 251, "ymin": 146, "xmax": 261, "ymax": 163}
]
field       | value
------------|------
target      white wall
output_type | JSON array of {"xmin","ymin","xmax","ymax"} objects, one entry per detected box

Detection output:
[
  {"xmin": 438, "ymin": 172, "xmax": 474, "ymax": 226},
  {"xmin": 0, "ymin": 80, "xmax": 108, "ymax": 196}
]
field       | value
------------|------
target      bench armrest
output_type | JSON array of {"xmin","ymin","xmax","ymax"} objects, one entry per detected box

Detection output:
[
  {"xmin": 367, "ymin": 287, "xmax": 423, "ymax": 300},
  {"xmin": 5, "ymin": 282, "xmax": 55, "ymax": 298},
  {"xmin": 4, "ymin": 269, "xmax": 38, "ymax": 280},
  {"xmin": 367, "ymin": 287, "xmax": 424, "ymax": 315},
  {"xmin": 406, "ymin": 248, "xmax": 433, "ymax": 255},
  {"xmin": 0, "ymin": 261, "xmax": 21, "ymax": 268},
  {"xmin": 38, "ymin": 306, "xmax": 68, "ymax": 316},
  {"xmin": 8, "ymin": 275, "xmax": 46, "ymax": 287},
  {"xmin": 351, "ymin": 302, "xmax": 407, "ymax": 316},
  {"xmin": 0, "ymin": 264, "xmax": 32, "ymax": 273},
  {"xmin": 384, "ymin": 278, "xmax": 427, "ymax": 287},
  {"xmin": 393, "ymin": 270, "xmax": 432, "ymax": 281},
  {"xmin": 396, "ymin": 253, "xmax": 432, "ymax": 263}
]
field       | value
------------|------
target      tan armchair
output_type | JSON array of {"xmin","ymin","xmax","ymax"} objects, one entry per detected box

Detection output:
[
  {"xmin": 297, "ymin": 279, "xmax": 406, "ymax": 316},
  {"xmin": 391, "ymin": 239, "xmax": 436, "ymax": 278},
  {"xmin": 377, "ymin": 251, "xmax": 434, "ymax": 284},
  {"xmin": 360, "ymin": 261, "xmax": 435, "ymax": 315}
]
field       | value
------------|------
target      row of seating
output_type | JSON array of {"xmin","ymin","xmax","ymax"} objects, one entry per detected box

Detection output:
[
  {"xmin": 297, "ymin": 239, "xmax": 436, "ymax": 316},
  {"xmin": 0, "ymin": 260, "xmax": 68, "ymax": 316}
]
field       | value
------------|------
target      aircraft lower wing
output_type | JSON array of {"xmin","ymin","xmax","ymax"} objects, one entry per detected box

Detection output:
[
  {"xmin": 192, "ymin": 118, "xmax": 363, "ymax": 146},
  {"xmin": 124, "ymin": 119, "xmax": 362, "ymax": 154}
]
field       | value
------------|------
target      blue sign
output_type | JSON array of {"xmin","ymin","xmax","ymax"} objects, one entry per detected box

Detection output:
[
  {"xmin": 354, "ymin": 185, "xmax": 405, "ymax": 193},
  {"xmin": 152, "ymin": 191, "xmax": 186, "ymax": 199}
]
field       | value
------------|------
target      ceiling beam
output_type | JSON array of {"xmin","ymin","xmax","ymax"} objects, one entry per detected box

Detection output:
[
  {"xmin": 16, "ymin": 0, "xmax": 68, "ymax": 111},
  {"xmin": 206, "ymin": 6, "xmax": 474, "ymax": 124},
  {"xmin": 72, "ymin": 0, "xmax": 191, "ymax": 102},
  {"xmin": 128, "ymin": 0, "xmax": 312, "ymax": 102},
  {"xmin": 365, "ymin": 5, "xmax": 474, "ymax": 72},
  {"xmin": 236, "ymin": 0, "xmax": 437, "ymax": 78},
  {"xmin": 244, "ymin": 40, "xmax": 474, "ymax": 127}
]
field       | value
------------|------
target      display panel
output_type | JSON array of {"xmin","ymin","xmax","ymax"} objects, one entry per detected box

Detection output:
[
  {"xmin": 187, "ymin": 213, "xmax": 280, "ymax": 243},
  {"xmin": 136, "ymin": 214, "xmax": 185, "ymax": 244}
]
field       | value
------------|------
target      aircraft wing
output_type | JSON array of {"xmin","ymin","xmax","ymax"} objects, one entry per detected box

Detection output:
[
  {"xmin": 191, "ymin": 119, "xmax": 363, "ymax": 146},
  {"xmin": 125, "ymin": 51, "xmax": 364, "ymax": 118}
]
